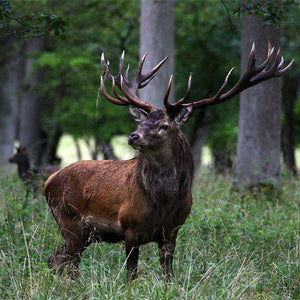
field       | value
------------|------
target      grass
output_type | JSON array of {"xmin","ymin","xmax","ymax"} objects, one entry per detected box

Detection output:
[{"xmin": 1, "ymin": 168, "xmax": 300, "ymax": 299}]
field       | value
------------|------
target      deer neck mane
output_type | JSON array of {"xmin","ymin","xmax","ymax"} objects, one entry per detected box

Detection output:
[{"xmin": 136, "ymin": 131, "xmax": 194, "ymax": 203}]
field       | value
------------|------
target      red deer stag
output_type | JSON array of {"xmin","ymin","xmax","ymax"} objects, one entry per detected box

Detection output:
[{"xmin": 44, "ymin": 43, "xmax": 293, "ymax": 280}]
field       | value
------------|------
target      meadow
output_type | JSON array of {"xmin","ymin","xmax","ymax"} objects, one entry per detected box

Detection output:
[{"xmin": 1, "ymin": 163, "xmax": 300, "ymax": 299}]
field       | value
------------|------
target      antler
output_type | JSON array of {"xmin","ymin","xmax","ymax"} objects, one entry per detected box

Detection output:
[
  {"xmin": 163, "ymin": 42, "xmax": 293, "ymax": 114},
  {"xmin": 163, "ymin": 73, "xmax": 193, "ymax": 115},
  {"xmin": 100, "ymin": 51, "xmax": 168, "ymax": 113}
]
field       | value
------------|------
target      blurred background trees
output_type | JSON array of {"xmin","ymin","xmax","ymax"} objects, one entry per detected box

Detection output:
[{"xmin": 0, "ymin": 0, "xmax": 299, "ymax": 190}]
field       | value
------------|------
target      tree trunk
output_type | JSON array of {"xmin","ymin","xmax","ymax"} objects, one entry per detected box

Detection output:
[
  {"xmin": 235, "ymin": 14, "xmax": 282, "ymax": 188},
  {"xmin": 212, "ymin": 144, "xmax": 233, "ymax": 175},
  {"xmin": 140, "ymin": 0, "xmax": 174, "ymax": 107},
  {"xmin": 42, "ymin": 86, "xmax": 64, "ymax": 166},
  {"xmin": 73, "ymin": 137, "xmax": 82, "ymax": 161},
  {"xmin": 102, "ymin": 141, "xmax": 116, "ymax": 160},
  {"xmin": 85, "ymin": 137, "xmax": 101, "ymax": 160},
  {"xmin": 282, "ymin": 77, "xmax": 298, "ymax": 176},
  {"xmin": 19, "ymin": 39, "xmax": 45, "ymax": 168},
  {"xmin": 42, "ymin": 126, "xmax": 62, "ymax": 166},
  {"xmin": 0, "ymin": 39, "xmax": 24, "ymax": 168}
]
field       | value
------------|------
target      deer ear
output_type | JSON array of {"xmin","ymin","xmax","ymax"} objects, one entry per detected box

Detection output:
[
  {"xmin": 174, "ymin": 106, "xmax": 193, "ymax": 127},
  {"xmin": 129, "ymin": 106, "xmax": 148, "ymax": 123}
]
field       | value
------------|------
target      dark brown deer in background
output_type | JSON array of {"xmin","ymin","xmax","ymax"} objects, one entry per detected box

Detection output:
[
  {"xmin": 44, "ymin": 43, "xmax": 292, "ymax": 281},
  {"xmin": 9, "ymin": 146, "xmax": 59, "ymax": 199}
]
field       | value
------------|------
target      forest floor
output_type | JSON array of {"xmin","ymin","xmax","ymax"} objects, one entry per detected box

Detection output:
[{"xmin": 1, "ymin": 169, "xmax": 300, "ymax": 299}]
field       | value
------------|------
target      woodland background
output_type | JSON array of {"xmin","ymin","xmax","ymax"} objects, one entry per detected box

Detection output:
[
  {"xmin": 1, "ymin": 0, "xmax": 299, "ymax": 189},
  {"xmin": 1, "ymin": 1, "xmax": 300, "ymax": 299}
]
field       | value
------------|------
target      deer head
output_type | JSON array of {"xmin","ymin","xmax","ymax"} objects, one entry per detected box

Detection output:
[
  {"xmin": 9, "ymin": 146, "xmax": 29, "ymax": 165},
  {"xmin": 100, "ymin": 43, "xmax": 293, "ymax": 156}
]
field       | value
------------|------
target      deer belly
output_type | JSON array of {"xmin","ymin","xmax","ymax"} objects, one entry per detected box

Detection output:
[{"xmin": 81, "ymin": 215, "xmax": 124, "ymax": 242}]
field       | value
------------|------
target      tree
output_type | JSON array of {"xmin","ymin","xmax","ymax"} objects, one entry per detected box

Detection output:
[
  {"xmin": 280, "ymin": 5, "xmax": 300, "ymax": 176},
  {"xmin": 0, "ymin": 38, "xmax": 23, "ymax": 167},
  {"xmin": 282, "ymin": 77, "xmax": 298, "ymax": 176},
  {"xmin": 0, "ymin": 0, "xmax": 66, "ymax": 38},
  {"xmin": 175, "ymin": 0, "xmax": 240, "ymax": 169},
  {"xmin": 36, "ymin": 0, "xmax": 140, "ymax": 161},
  {"xmin": 0, "ymin": 0, "xmax": 65, "ymax": 168},
  {"xmin": 235, "ymin": 13, "xmax": 282, "ymax": 188},
  {"xmin": 140, "ymin": 0, "xmax": 174, "ymax": 108},
  {"xmin": 19, "ymin": 38, "xmax": 45, "ymax": 168}
]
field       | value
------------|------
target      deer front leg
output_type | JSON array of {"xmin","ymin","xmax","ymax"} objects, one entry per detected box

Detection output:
[
  {"xmin": 125, "ymin": 231, "xmax": 139, "ymax": 282},
  {"xmin": 158, "ymin": 229, "xmax": 178, "ymax": 280}
]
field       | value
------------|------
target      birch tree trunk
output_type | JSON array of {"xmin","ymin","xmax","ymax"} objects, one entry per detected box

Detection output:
[
  {"xmin": 19, "ymin": 39, "xmax": 45, "ymax": 168},
  {"xmin": 235, "ymin": 14, "xmax": 282, "ymax": 187},
  {"xmin": 140, "ymin": 0, "xmax": 174, "ymax": 107}
]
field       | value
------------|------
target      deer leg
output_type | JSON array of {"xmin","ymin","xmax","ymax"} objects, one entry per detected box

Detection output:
[
  {"xmin": 125, "ymin": 231, "xmax": 139, "ymax": 282},
  {"xmin": 49, "ymin": 217, "xmax": 89, "ymax": 279},
  {"xmin": 158, "ymin": 229, "xmax": 178, "ymax": 279},
  {"xmin": 48, "ymin": 243, "xmax": 67, "ymax": 274}
]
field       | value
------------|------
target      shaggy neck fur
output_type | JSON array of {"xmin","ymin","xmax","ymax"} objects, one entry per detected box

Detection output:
[{"xmin": 136, "ymin": 131, "xmax": 194, "ymax": 204}]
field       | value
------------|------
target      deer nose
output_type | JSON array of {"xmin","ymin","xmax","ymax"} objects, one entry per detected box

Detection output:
[{"xmin": 128, "ymin": 133, "xmax": 140, "ymax": 144}]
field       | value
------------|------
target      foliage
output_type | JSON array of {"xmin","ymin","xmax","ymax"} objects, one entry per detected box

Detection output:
[
  {"xmin": 1, "ymin": 170, "xmax": 300, "ymax": 298},
  {"xmin": 36, "ymin": 0, "xmax": 139, "ymax": 148},
  {"xmin": 175, "ymin": 0, "xmax": 240, "ymax": 154},
  {"xmin": 2, "ymin": 0, "xmax": 299, "ymax": 162},
  {"xmin": 0, "ymin": 0, "xmax": 66, "ymax": 38},
  {"xmin": 237, "ymin": 0, "xmax": 296, "ymax": 27}
]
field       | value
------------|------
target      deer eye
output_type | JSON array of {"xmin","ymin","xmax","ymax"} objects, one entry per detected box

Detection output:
[{"xmin": 160, "ymin": 124, "xmax": 169, "ymax": 131}]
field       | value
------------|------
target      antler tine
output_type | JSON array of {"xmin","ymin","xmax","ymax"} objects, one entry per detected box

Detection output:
[
  {"xmin": 276, "ymin": 58, "xmax": 294, "ymax": 76},
  {"xmin": 182, "ymin": 42, "xmax": 293, "ymax": 110},
  {"xmin": 254, "ymin": 44, "xmax": 274, "ymax": 74},
  {"xmin": 277, "ymin": 56, "xmax": 284, "ymax": 69},
  {"xmin": 247, "ymin": 42, "xmax": 256, "ymax": 70},
  {"xmin": 183, "ymin": 68, "xmax": 234, "ymax": 109},
  {"xmin": 119, "ymin": 51, "xmax": 125, "ymax": 77},
  {"xmin": 126, "ymin": 63, "xmax": 130, "ymax": 78},
  {"xmin": 163, "ymin": 75, "xmax": 173, "ymax": 110},
  {"xmin": 251, "ymin": 47, "xmax": 287, "ymax": 82},
  {"xmin": 112, "ymin": 77, "xmax": 130, "ymax": 104},
  {"xmin": 101, "ymin": 53, "xmax": 111, "ymax": 79},
  {"xmin": 101, "ymin": 52, "xmax": 125, "ymax": 88},
  {"xmin": 139, "ymin": 56, "xmax": 169, "ymax": 88},
  {"xmin": 100, "ymin": 76, "xmax": 128, "ymax": 106},
  {"xmin": 173, "ymin": 73, "xmax": 193, "ymax": 106},
  {"xmin": 212, "ymin": 67, "xmax": 235, "ymax": 98},
  {"xmin": 164, "ymin": 73, "xmax": 193, "ymax": 114},
  {"xmin": 101, "ymin": 51, "xmax": 165, "ymax": 112},
  {"xmin": 136, "ymin": 52, "xmax": 147, "ymax": 79},
  {"xmin": 120, "ymin": 75, "xmax": 154, "ymax": 112}
]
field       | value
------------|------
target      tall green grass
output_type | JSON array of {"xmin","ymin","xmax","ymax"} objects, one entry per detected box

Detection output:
[{"xmin": 1, "ymin": 170, "xmax": 300, "ymax": 299}]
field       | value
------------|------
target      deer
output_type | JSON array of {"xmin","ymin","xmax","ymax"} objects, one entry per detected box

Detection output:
[
  {"xmin": 9, "ymin": 146, "xmax": 59, "ymax": 199},
  {"xmin": 44, "ymin": 43, "xmax": 293, "ymax": 281}
]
